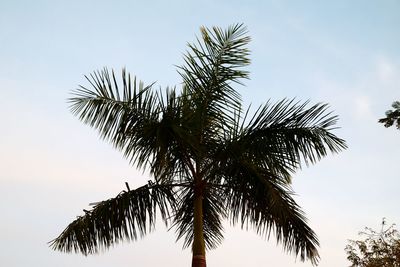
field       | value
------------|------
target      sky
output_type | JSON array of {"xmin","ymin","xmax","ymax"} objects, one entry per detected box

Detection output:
[{"xmin": 1, "ymin": 1, "xmax": 399, "ymax": 266}]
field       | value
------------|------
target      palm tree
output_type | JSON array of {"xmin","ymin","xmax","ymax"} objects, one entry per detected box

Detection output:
[{"xmin": 50, "ymin": 24, "xmax": 346, "ymax": 267}]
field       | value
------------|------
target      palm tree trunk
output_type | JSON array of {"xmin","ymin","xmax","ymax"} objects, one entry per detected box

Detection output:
[{"xmin": 192, "ymin": 186, "xmax": 206, "ymax": 267}]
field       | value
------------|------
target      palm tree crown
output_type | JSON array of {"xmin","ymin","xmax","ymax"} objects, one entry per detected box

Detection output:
[{"xmin": 50, "ymin": 24, "xmax": 346, "ymax": 266}]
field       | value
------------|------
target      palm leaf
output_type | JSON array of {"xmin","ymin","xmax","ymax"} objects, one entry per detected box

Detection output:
[
  {"xmin": 221, "ymin": 159, "xmax": 320, "ymax": 264},
  {"xmin": 203, "ymin": 99, "xmax": 347, "ymax": 264},
  {"xmin": 49, "ymin": 181, "xmax": 176, "ymax": 255},
  {"xmin": 172, "ymin": 185, "xmax": 226, "ymax": 250},
  {"xmin": 69, "ymin": 69, "xmax": 197, "ymax": 183},
  {"xmin": 178, "ymin": 24, "xmax": 251, "ymax": 136},
  {"xmin": 69, "ymin": 68, "xmax": 162, "ymax": 166},
  {"xmin": 243, "ymin": 99, "xmax": 346, "ymax": 171}
]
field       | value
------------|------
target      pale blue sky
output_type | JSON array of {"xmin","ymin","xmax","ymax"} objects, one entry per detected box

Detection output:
[{"xmin": 1, "ymin": 1, "xmax": 399, "ymax": 266}]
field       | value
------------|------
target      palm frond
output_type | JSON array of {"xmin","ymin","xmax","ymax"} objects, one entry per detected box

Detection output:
[
  {"xmin": 69, "ymin": 68, "xmax": 162, "ymax": 165},
  {"xmin": 69, "ymin": 69, "xmax": 196, "ymax": 182},
  {"xmin": 221, "ymin": 159, "xmax": 320, "ymax": 265},
  {"xmin": 178, "ymin": 23, "xmax": 251, "ymax": 133},
  {"xmin": 209, "ymin": 99, "xmax": 346, "ymax": 186},
  {"xmin": 243, "ymin": 99, "xmax": 347, "ymax": 169},
  {"xmin": 50, "ymin": 181, "xmax": 176, "ymax": 255},
  {"xmin": 70, "ymin": 68, "xmax": 158, "ymax": 143},
  {"xmin": 173, "ymin": 186, "xmax": 225, "ymax": 250},
  {"xmin": 205, "ymin": 99, "xmax": 347, "ymax": 264}
]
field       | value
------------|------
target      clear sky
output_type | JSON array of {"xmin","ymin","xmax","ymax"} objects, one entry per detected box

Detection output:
[{"xmin": 1, "ymin": 1, "xmax": 399, "ymax": 266}]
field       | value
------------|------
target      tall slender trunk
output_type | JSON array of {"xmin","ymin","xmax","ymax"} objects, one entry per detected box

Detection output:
[{"xmin": 192, "ymin": 182, "xmax": 206, "ymax": 267}]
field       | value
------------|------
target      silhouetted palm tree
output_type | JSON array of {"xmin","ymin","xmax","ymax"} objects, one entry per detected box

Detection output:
[{"xmin": 50, "ymin": 24, "xmax": 346, "ymax": 267}]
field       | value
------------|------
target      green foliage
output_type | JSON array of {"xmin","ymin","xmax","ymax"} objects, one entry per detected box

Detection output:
[
  {"xmin": 51, "ymin": 181, "xmax": 176, "ymax": 254},
  {"xmin": 345, "ymin": 219, "xmax": 400, "ymax": 267},
  {"xmin": 51, "ymin": 24, "xmax": 346, "ymax": 265},
  {"xmin": 379, "ymin": 101, "xmax": 400, "ymax": 129}
]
